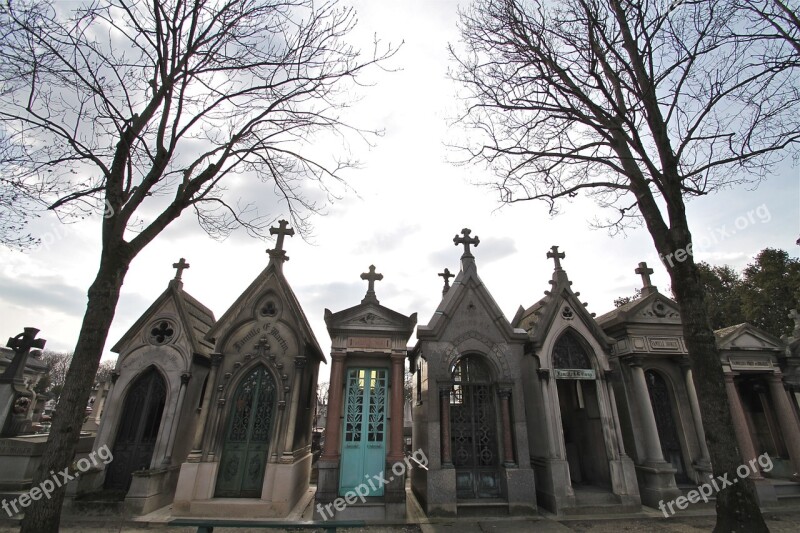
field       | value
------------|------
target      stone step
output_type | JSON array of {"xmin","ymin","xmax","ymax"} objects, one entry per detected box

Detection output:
[{"xmin": 457, "ymin": 499, "xmax": 510, "ymax": 517}]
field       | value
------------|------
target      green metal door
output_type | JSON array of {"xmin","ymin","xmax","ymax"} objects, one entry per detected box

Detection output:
[
  {"xmin": 339, "ymin": 368, "xmax": 387, "ymax": 496},
  {"xmin": 215, "ymin": 366, "xmax": 276, "ymax": 497}
]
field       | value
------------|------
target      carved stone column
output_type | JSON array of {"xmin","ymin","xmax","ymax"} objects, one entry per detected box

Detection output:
[
  {"xmin": 767, "ymin": 373, "xmax": 800, "ymax": 477},
  {"xmin": 320, "ymin": 351, "xmax": 346, "ymax": 461},
  {"xmin": 163, "ymin": 372, "xmax": 191, "ymax": 464},
  {"xmin": 191, "ymin": 354, "xmax": 221, "ymax": 458},
  {"xmin": 387, "ymin": 352, "xmax": 405, "ymax": 462},
  {"xmin": 681, "ymin": 363, "xmax": 711, "ymax": 468},
  {"xmin": 724, "ymin": 373, "xmax": 763, "ymax": 479},
  {"xmin": 498, "ymin": 388, "xmax": 515, "ymax": 466},
  {"xmin": 629, "ymin": 360, "xmax": 666, "ymax": 463},
  {"xmin": 440, "ymin": 387, "xmax": 453, "ymax": 467},
  {"xmin": 282, "ymin": 356, "xmax": 307, "ymax": 457},
  {"xmin": 603, "ymin": 371, "xmax": 626, "ymax": 457}
]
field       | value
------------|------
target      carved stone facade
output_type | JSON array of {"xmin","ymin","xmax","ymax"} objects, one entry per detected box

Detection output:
[
  {"xmin": 410, "ymin": 231, "xmax": 536, "ymax": 517},
  {"xmin": 76, "ymin": 265, "xmax": 215, "ymax": 515},
  {"xmin": 173, "ymin": 227, "xmax": 323, "ymax": 518}
]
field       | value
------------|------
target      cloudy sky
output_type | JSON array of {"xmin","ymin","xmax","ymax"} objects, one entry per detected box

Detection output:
[{"xmin": 1, "ymin": 0, "xmax": 797, "ymax": 381}]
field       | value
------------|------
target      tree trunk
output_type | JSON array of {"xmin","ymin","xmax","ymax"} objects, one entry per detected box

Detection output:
[
  {"xmin": 663, "ymin": 230, "xmax": 768, "ymax": 532},
  {"xmin": 20, "ymin": 249, "xmax": 129, "ymax": 533}
]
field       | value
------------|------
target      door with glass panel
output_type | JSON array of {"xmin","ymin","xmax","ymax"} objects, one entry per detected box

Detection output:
[{"xmin": 339, "ymin": 368, "xmax": 387, "ymax": 496}]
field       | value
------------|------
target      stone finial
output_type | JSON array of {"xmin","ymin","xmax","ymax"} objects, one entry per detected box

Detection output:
[
  {"xmin": 439, "ymin": 268, "xmax": 454, "ymax": 296},
  {"xmin": 453, "ymin": 228, "xmax": 480, "ymax": 258},
  {"xmin": 547, "ymin": 245, "xmax": 565, "ymax": 270},
  {"xmin": 267, "ymin": 219, "xmax": 294, "ymax": 263},
  {"xmin": 360, "ymin": 265, "xmax": 383, "ymax": 304},
  {"xmin": 635, "ymin": 261, "xmax": 657, "ymax": 297}
]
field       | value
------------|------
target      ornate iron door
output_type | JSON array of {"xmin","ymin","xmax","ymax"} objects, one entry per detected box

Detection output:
[
  {"xmin": 451, "ymin": 357, "xmax": 500, "ymax": 499},
  {"xmin": 339, "ymin": 368, "xmax": 387, "ymax": 496},
  {"xmin": 104, "ymin": 367, "xmax": 166, "ymax": 491},
  {"xmin": 215, "ymin": 366, "xmax": 277, "ymax": 498}
]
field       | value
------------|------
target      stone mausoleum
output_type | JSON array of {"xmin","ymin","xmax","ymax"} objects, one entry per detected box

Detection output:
[{"xmin": 38, "ymin": 222, "xmax": 799, "ymax": 521}]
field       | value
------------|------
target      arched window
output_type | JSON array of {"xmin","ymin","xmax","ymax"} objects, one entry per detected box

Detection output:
[
  {"xmin": 552, "ymin": 331, "xmax": 592, "ymax": 369},
  {"xmin": 451, "ymin": 355, "xmax": 491, "ymax": 404}
]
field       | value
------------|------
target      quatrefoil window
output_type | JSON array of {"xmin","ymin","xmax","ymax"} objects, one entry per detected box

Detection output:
[
  {"xmin": 149, "ymin": 320, "xmax": 175, "ymax": 345},
  {"xmin": 562, "ymin": 306, "xmax": 574, "ymax": 320}
]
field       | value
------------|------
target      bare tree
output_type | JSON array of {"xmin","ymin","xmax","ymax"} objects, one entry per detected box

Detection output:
[
  {"xmin": 33, "ymin": 350, "xmax": 72, "ymax": 399},
  {"xmin": 0, "ymin": 0, "xmax": 396, "ymax": 530},
  {"xmin": 450, "ymin": 0, "xmax": 799, "ymax": 531},
  {"xmin": 737, "ymin": 0, "xmax": 800, "ymax": 56}
]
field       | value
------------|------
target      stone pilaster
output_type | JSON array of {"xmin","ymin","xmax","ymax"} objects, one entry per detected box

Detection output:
[
  {"xmin": 723, "ymin": 373, "xmax": 763, "ymax": 479},
  {"xmin": 768, "ymin": 373, "xmax": 800, "ymax": 478}
]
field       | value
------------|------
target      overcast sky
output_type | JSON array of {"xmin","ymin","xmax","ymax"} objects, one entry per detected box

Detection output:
[{"xmin": 1, "ymin": 0, "xmax": 797, "ymax": 382}]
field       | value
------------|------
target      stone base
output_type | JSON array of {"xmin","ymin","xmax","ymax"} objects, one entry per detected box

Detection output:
[
  {"xmin": 174, "ymin": 454, "xmax": 311, "ymax": 518},
  {"xmin": 502, "ymin": 465, "xmax": 538, "ymax": 516},
  {"xmin": 635, "ymin": 461, "xmax": 681, "ymax": 509},
  {"xmin": 125, "ymin": 465, "xmax": 181, "ymax": 515},
  {"xmin": 313, "ymin": 459, "xmax": 407, "ymax": 521}
]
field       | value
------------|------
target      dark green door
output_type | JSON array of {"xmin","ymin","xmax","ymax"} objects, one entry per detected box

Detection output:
[
  {"xmin": 215, "ymin": 366, "xmax": 276, "ymax": 497},
  {"xmin": 339, "ymin": 368, "xmax": 387, "ymax": 496}
]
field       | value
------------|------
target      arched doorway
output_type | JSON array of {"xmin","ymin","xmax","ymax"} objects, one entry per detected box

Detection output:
[
  {"xmin": 450, "ymin": 355, "xmax": 500, "ymax": 499},
  {"xmin": 215, "ymin": 365, "xmax": 277, "ymax": 497},
  {"xmin": 104, "ymin": 366, "xmax": 167, "ymax": 491},
  {"xmin": 553, "ymin": 331, "xmax": 610, "ymax": 488},
  {"xmin": 645, "ymin": 369, "xmax": 689, "ymax": 483}
]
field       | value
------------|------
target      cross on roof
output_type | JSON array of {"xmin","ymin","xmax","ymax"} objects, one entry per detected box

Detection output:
[
  {"xmin": 172, "ymin": 258, "xmax": 190, "ymax": 281},
  {"xmin": 453, "ymin": 228, "xmax": 480, "ymax": 257},
  {"xmin": 361, "ymin": 265, "xmax": 383, "ymax": 302},
  {"xmin": 269, "ymin": 219, "xmax": 294, "ymax": 252},
  {"xmin": 635, "ymin": 262, "xmax": 654, "ymax": 288},
  {"xmin": 3, "ymin": 328, "xmax": 46, "ymax": 383},
  {"xmin": 546, "ymin": 245, "xmax": 565, "ymax": 270},
  {"xmin": 439, "ymin": 268, "xmax": 454, "ymax": 294}
]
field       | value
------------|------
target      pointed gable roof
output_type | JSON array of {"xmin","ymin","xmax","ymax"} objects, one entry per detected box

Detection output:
[
  {"xmin": 417, "ymin": 230, "xmax": 527, "ymax": 343},
  {"xmin": 512, "ymin": 246, "xmax": 614, "ymax": 349},
  {"xmin": 207, "ymin": 258, "xmax": 325, "ymax": 363},
  {"xmin": 111, "ymin": 277, "xmax": 215, "ymax": 356}
]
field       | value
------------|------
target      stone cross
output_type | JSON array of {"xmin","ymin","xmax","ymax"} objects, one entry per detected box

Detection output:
[
  {"xmin": 547, "ymin": 246, "xmax": 565, "ymax": 270},
  {"xmin": 269, "ymin": 219, "xmax": 294, "ymax": 252},
  {"xmin": 439, "ymin": 268, "xmax": 454, "ymax": 295},
  {"xmin": 635, "ymin": 261, "xmax": 653, "ymax": 286},
  {"xmin": 3, "ymin": 328, "xmax": 46, "ymax": 384},
  {"xmin": 453, "ymin": 228, "xmax": 480, "ymax": 257},
  {"xmin": 172, "ymin": 258, "xmax": 190, "ymax": 281},
  {"xmin": 361, "ymin": 265, "xmax": 383, "ymax": 294}
]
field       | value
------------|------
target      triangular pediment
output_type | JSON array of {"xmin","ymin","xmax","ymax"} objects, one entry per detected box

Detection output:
[
  {"xmin": 417, "ymin": 259, "xmax": 527, "ymax": 343},
  {"xmin": 595, "ymin": 292, "xmax": 681, "ymax": 328},
  {"xmin": 514, "ymin": 269, "xmax": 614, "ymax": 350},
  {"xmin": 112, "ymin": 281, "xmax": 215, "ymax": 356},
  {"xmin": 325, "ymin": 300, "xmax": 416, "ymax": 337},
  {"xmin": 715, "ymin": 323, "xmax": 784, "ymax": 352},
  {"xmin": 208, "ymin": 261, "xmax": 324, "ymax": 362}
]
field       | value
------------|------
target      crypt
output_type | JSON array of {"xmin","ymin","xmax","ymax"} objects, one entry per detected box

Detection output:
[
  {"xmin": 76, "ymin": 258, "xmax": 215, "ymax": 515},
  {"xmin": 512, "ymin": 246, "xmax": 640, "ymax": 515},
  {"xmin": 597, "ymin": 262, "xmax": 711, "ymax": 509},
  {"xmin": 314, "ymin": 265, "xmax": 416, "ymax": 520},
  {"xmin": 173, "ymin": 221, "xmax": 324, "ymax": 518},
  {"xmin": 410, "ymin": 229, "xmax": 537, "ymax": 517}
]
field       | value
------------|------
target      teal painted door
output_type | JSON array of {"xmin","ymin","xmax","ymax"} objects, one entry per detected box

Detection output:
[
  {"xmin": 215, "ymin": 366, "xmax": 276, "ymax": 497},
  {"xmin": 339, "ymin": 368, "xmax": 387, "ymax": 496}
]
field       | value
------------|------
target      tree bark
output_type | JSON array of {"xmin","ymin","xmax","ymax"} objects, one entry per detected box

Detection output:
[
  {"xmin": 20, "ymin": 248, "xmax": 130, "ymax": 533},
  {"xmin": 657, "ymin": 224, "xmax": 768, "ymax": 532}
]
